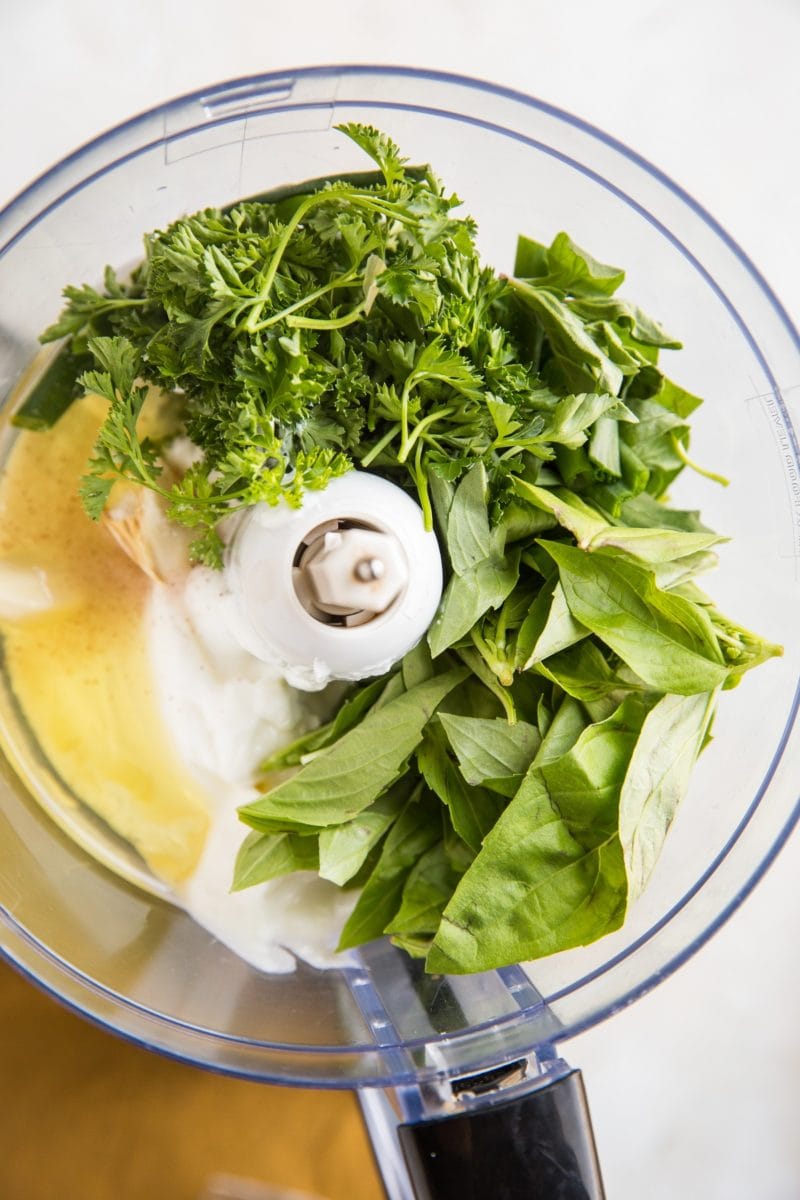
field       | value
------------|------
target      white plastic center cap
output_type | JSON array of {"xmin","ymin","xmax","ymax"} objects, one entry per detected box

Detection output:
[{"xmin": 224, "ymin": 472, "xmax": 443, "ymax": 691}]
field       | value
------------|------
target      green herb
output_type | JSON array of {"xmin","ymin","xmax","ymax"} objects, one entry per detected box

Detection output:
[
  {"xmin": 515, "ymin": 578, "xmax": 588, "ymax": 669},
  {"xmin": 385, "ymin": 842, "xmax": 463, "ymax": 947},
  {"xmin": 318, "ymin": 784, "xmax": 408, "ymax": 886},
  {"xmin": 33, "ymin": 123, "xmax": 782, "ymax": 973},
  {"xmin": 540, "ymin": 541, "xmax": 730, "ymax": 695},
  {"xmin": 438, "ymin": 714, "xmax": 540, "ymax": 793},
  {"xmin": 232, "ymin": 830, "xmax": 320, "ymax": 892},
  {"xmin": 238, "ymin": 667, "xmax": 466, "ymax": 833},
  {"xmin": 336, "ymin": 791, "xmax": 442, "ymax": 950},
  {"xmin": 618, "ymin": 690, "xmax": 717, "ymax": 899},
  {"xmin": 35, "ymin": 123, "xmax": 729, "ymax": 558},
  {"xmin": 428, "ymin": 697, "xmax": 648, "ymax": 973},
  {"xmin": 417, "ymin": 724, "xmax": 503, "ymax": 852}
]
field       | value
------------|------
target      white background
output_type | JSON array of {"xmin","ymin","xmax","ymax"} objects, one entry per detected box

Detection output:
[{"xmin": 2, "ymin": 1, "xmax": 799, "ymax": 1196}]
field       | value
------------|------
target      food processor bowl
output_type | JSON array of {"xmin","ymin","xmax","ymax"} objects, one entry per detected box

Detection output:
[{"xmin": 1, "ymin": 66, "xmax": 798, "ymax": 1198}]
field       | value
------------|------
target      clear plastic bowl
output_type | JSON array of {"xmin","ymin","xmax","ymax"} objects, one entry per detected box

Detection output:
[{"xmin": 1, "ymin": 65, "xmax": 798, "ymax": 1088}]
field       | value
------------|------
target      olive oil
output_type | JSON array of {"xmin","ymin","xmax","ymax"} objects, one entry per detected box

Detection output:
[{"xmin": 0, "ymin": 395, "xmax": 209, "ymax": 883}]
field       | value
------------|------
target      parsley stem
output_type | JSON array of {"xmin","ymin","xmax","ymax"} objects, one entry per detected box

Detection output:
[
  {"xmin": 257, "ymin": 192, "xmax": 325, "ymax": 307},
  {"xmin": 359, "ymin": 422, "xmax": 400, "ymax": 468},
  {"xmin": 413, "ymin": 439, "xmax": 433, "ymax": 531},
  {"xmin": 245, "ymin": 272, "xmax": 359, "ymax": 333},
  {"xmin": 255, "ymin": 190, "xmax": 414, "ymax": 310},
  {"xmin": 399, "ymin": 379, "xmax": 413, "ymax": 461},
  {"xmin": 670, "ymin": 434, "xmax": 730, "ymax": 487},
  {"xmin": 287, "ymin": 304, "xmax": 366, "ymax": 331},
  {"xmin": 397, "ymin": 407, "xmax": 456, "ymax": 465},
  {"xmin": 129, "ymin": 475, "xmax": 251, "ymax": 509}
]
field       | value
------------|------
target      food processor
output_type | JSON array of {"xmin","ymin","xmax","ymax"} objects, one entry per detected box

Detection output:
[{"xmin": 1, "ymin": 66, "xmax": 798, "ymax": 1199}]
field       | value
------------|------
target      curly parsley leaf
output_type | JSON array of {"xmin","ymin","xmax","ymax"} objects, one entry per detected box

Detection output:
[{"xmin": 333, "ymin": 123, "xmax": 408, "ymax": 189}]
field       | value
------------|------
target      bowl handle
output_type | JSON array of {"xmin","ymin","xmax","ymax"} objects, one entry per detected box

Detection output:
[{"xmin": 397, "ymin": 1068, "xmax": 605, "ymax": 1200}]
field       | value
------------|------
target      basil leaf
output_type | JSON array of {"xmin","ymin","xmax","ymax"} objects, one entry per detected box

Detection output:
[
  {"xmin": 372, "ymin": 671, "xmax": 407, "ymax": 710},
  {"xmin": 621, "ymin": 398, "xmax": 687, "ymax": 496},
  {"xmin": 533, "ymin": 640, "xmax": 636, "ymax": 703},
  {"xmin": 427, "ymin": 770, "xmax": 625, "ymax": 974},
  {"xmin": 652, "ymin": 375, "xmax": 703, "ymax": 418},
  {"xmin": 428, "ymin": 548, "xmax": 521, "ymax": 657},
  {"xmin": 517, "ymin": 579, "xmax": 589, "ymax": 669},
  {"xmin": 514, "ymin": 576, "xmax": 557, "ymax": 669},
  {"xmin": 318, "ymin": 784, "xmax": 407, "ymax": 886},
  {"xmin": 442, "ymin": 819, "xmax": 476, "ymax": 876},
  {"xmin": 453, "ymin": 645, "xmax": 516, "ymax": 724},
  {"xmin": 428, "ymin": 698, "xmax": 645, "ymax": 972},
  {"xmin": 533, "ymin": 696, "xmax": 587, "ymax": 767},
  {"xmin": 428, "ymin": 469, "xmax": 455, "ymax": 532},
  {"xmin": 401, "ymin": 639, "xmax": 434, "ymax": 690},
  {"xmin": 541, "ymin": 541, "xmax": 728, "ymax": 695},
  {"xmin": 589, "ymin": 526, "xmax": 725, "ymax": 563},
  {"xmin": 446, "ymin": 462, "xmax": 493, "ymax": 574},
  {"xmin": 386, "ymin": 841, "xmax": 461, "ymax": 938},
  {"xmin": 510, "ymin": 278, "xmax": 624, "ymax": 396},
  {"xmin": 593, "ymin": 321, "xmax": 644, "ymax": 375},
  {"xmin": 653, "ymin": 551, "xmax": 719, "ymax": 592},
  {"xmin": 514, "ymin": 232, "xmax": 625, "ymax": 297},
  {"xmin": 538, "ymin": 695, "xmax": 647, "ymax": 839},
  {"xmin": 439, "ymin": 714, "xmax": 540, "ymax": 793},
  {"xmin": 512, "ymin": 479, "xmax": 722, "ymax": 564},
  {"xmin": 588, "ymin": 414, "xmax": 621, "ymax": 476},
  {"xmin": 619, "ymin": 691, "xmax": 717, "ymax": 899},
  {"xmin": 337, "ymin": 795, "xmax": 441, "ymax": 950},
  {"xmin": 390, "ymin": 933, "xmax": 435, "ymax": 958},
  {"xmin": 232, "ymin": 830, "xmax": 320, "ymax": 892},
  {"xmin": 497, "ymin": 499, "xmax": 557, "ymax": 544},
  {"xmin": 511, "ymin": 479, "xmax": 607, "ymax": 546},
  {"xmin": 567, "ymin": 296, "xmax": 681, "ymax": 349},
  {"xmin": 704, "ymin": 606, "xmax": 784, "ymax": 687},
  {"xmin": 616, "ymin": 442, "xmax": 650, "ymax": 497},
  {"xmin": 239, "ymin": 668, "xmax": 466, "ymax": 831},
  {"xmin": 537, "ymin": 695, "xmax": 553, "ymax": 739},
  {"xmin": 260, "ymin": 675, "xmax": 389, "ymax": 771},
  {"xmin": 615, "ymin": 492, "xmax": 713, "ymax": 534},
  {"xmin": 417, "ymin": 725, "xmax": 504, "ymax": 852}
]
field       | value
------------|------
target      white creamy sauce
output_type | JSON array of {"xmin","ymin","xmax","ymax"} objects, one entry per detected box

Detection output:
[{"xmin": 148, "ymin": 568, "xmax": 358, "ymax": 974}]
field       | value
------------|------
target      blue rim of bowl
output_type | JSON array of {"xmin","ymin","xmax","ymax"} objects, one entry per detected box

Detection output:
[{"xmin": 1, "ymin": 65, "xmax": 799, "ymax": 1084}]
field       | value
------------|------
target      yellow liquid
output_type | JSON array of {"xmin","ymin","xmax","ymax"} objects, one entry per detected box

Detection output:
[{"xmin": 0, "ymin": 395, "xmax": 209, "ymax": 883}]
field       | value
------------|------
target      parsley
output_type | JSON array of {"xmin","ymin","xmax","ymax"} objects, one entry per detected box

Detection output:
[
  {"xmin": 26, "ymin": 125, "xmax": 599, "ymax": 552},
  {"xmin": 34, "ymin": 122, "xmax": 720, "ymax": 558}
]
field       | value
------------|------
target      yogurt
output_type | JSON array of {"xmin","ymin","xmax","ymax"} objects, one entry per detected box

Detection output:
[{"xmin": 147, "ymin": 568, "xmax": 359, "ymax": 973}]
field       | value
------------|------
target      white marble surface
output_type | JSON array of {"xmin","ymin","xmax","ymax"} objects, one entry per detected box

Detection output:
[{"xmin": 1, "ymin": 1, "xmax": 799, "ymax": 1195}]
